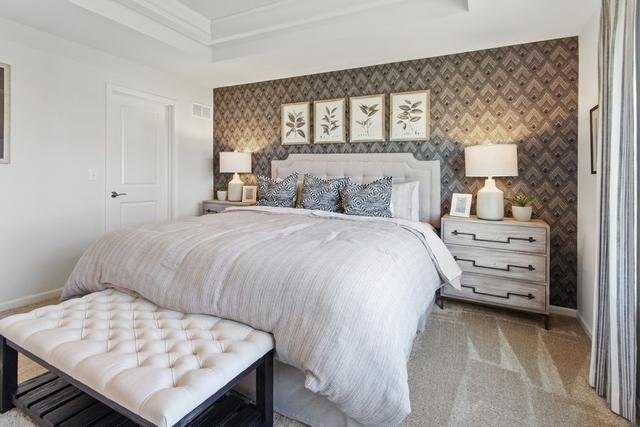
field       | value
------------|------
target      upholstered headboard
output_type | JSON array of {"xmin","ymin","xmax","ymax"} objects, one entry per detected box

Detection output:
[{"xmin": 271, "ymin": 153, "xmax": 441, "ymax": 227}]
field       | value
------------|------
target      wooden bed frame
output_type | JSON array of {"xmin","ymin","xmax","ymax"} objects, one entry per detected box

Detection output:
[{"xmin": 1, "ymin": 336, "xmax": 274, "ymax": 427}]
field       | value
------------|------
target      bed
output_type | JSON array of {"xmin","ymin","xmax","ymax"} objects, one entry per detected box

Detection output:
[{"xmin": 61, "ymin": 153, "xmax": 461, "ymax": 427}]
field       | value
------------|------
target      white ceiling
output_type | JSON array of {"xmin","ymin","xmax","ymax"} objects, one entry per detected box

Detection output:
[{"xmin": 0, "ymin": 0, "xmax": 599, "ymax": 88}]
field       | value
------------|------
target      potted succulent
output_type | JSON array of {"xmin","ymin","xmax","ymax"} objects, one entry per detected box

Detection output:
[
  {"xmin": 215, "ymin": 183, "xmax": 228, "ymax": 201},
  {"xmin": 508, "ymin": 195, "xmax": 534, "ymax": 222}
]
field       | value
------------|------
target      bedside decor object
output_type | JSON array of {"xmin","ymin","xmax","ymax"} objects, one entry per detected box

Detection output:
[
  {"xmin": 440, "ymin": 214, "xmax": 551, "ymax": 329},
  {"xmin": 350, "ymin": 94, "xmax": 385, "ymax": 142},
  {"xmin": 282, "ymin": 102, "xmax": 310, "ymax": 145},
  {"xmin": 242, "ymin": 185, "xmax": 258, "ymax": 203},
  {"xmin": 450, "ymin": 193, "xmax": 472, "ymax": 217},
  {"xmin": 465, "ymin": 143, "xmax": 518, "ymax": 221},
  {"xmin": 509, "ymin": 195, "xmax": 534, "ymax": 222},
  {"xmin": 590, "ymin": 105, "xmax": 599, "ymax": 174},
  {"xmin": 215, "ymin": 183, "xmax": 227, "ymax": 201},
  {"xmin": 0, "ymin": 62, "xmax": 10, "ymax": 164},
  {"xmin": 390, "ymin": 90, "xmax": 430, "ymax": 141},
  {"xmin": 314, "ymin": 98, "xmax": 346, "ymax": 143},
  {"xmin": 220, "ymin": 151, "xmax": 252, "ymax": 202}
]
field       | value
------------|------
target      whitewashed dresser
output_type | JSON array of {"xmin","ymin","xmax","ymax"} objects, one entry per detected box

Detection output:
[{"xmin": 440, "ymin": 214, "xmax": 551, "ymax": 329}]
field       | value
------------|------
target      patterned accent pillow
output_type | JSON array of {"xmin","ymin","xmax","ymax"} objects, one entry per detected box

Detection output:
[
  {"xmin": 256, "ymin": 173, "xmax": 299, "ymax": 208},
  {"xmin": 341, "ymin": 177, "xmax": 393, "ymax": 218},
  {"xmin": 301, "ymin": 175, "xmax": 350, "ymax": 212}
]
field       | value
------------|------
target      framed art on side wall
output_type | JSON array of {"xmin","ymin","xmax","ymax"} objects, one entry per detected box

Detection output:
[
  {"xmin": 281, "ymin": 102, "xmax": 310, "ymax": 145},
  {"xmin": 350, "ymin": 94, "xmax": 385, "ymax": 142},
  {"xmin": 390, "ymin": 90, "xmax": 430, "ymax": 141},
  {"xmin": 314, "ymin": 98, "xmax": 345, "ymax": 143},
  {"xmin": 0, "ymin": 62, "xmax": 10, "ymax": 164}
]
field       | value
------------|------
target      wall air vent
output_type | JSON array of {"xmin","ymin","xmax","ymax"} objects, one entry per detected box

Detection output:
[{"xmin": 192, "ymin": 103, "xmax": 212, "ymax": 120}]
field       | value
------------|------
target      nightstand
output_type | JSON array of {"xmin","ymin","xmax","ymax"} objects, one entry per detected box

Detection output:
[
  {"xmin": 440, "ymin": 214, "xmax": 551, "ymax": 329},
  {"xmin": 202, "ymin": 200, "xmax": 255, "ymax": 215}
]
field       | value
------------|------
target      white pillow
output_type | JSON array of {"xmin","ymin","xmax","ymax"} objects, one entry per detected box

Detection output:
[{"xmin": 391, "ymin": 181, "xmax": 420, "ymax": 221}]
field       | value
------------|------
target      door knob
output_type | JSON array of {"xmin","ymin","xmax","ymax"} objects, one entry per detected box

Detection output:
[{"xmin": 111, "ymin": 191, "xmax": 127, "ymax": 198}]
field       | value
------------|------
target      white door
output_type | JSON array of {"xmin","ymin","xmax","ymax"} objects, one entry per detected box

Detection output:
[{"xmin": 107, "ymin": 87, "xmax": 172, "ymax": 231}]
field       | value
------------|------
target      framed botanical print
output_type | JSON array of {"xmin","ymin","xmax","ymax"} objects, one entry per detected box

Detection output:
[
  {"xmin": 0, "ymin": 63, "xmax": 10, "ymax": 164},
  {"xmin": 350, "ymin": 94, "xmax": 385, "ymax": 142},
  {"xmin": 281, "ymin": 102, "xmax": 310, "ymax": 145},
  {"xmin": 314, "ymin": 98, "xmax": 345, "ymax": 143},
  {"xmin": 390, "ymin": 90, "xmax": 430, "ymax": 141}
]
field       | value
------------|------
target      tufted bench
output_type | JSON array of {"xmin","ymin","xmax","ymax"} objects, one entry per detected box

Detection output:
[{"xmin": 0, "ymin": 290, "xmax": 274, "ymax": 427}]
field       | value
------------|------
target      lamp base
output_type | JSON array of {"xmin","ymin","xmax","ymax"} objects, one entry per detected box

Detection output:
[
  {"xmin": 228, "ymin": 173, "xmax": 244, "ymax": 202},
  {"xmin": 476, "ymin": 177, "xmax": 504, "ymax": 220}
]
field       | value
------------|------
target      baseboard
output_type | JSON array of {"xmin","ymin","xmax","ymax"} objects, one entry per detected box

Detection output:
[
  {"xmin": 0, "ymin": 288, "xmax": 63, "ymax": 312},
  {"xmin": 576, "ymin": 311, "xmax": 593, "ymax": 339},
  {"xmin": 549, "ymin": 305, "xmax": 577, "ymax": 317}
]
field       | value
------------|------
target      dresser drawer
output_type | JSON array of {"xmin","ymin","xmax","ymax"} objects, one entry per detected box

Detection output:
[
  {"xmin": 442, "ymin": 273, "xmax": 547, "ymax": 313},
  {"xmin": 203, "ymin": 202, "xmax": 225, "ymax": 214},
  {"xmin": 449, "ymin": 245, "xmax": 546, "ymax": 283},
  {"xmin": 442, "ymin": 219, "xmax": 547, "ymax": 254}
]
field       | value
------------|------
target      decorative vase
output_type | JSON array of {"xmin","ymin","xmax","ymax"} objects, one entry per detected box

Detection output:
[
  {"xmin": 512, "ymin": 206, "xmax": 532, "ymax": 222},
  {"xmin": 217, "ymin": 190, "xmax": 228, "ymax": 201}
]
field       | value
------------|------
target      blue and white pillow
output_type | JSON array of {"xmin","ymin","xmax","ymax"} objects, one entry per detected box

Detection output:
[
  {"xmin": 256, "ymin": 173, "xmax": 298, "ymax": 208},
  {"xmin": 341, "ymin": 177, "xmax": 393, "ymax": 218},
  {"xmin": 301, "ymin": 175, "xmax": 350, "ymax": 212}
]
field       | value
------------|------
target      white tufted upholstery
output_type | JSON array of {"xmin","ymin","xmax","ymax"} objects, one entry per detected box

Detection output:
[{"xmin": 0, "ymin": 289, "xmax": 274, "ymax": 427}]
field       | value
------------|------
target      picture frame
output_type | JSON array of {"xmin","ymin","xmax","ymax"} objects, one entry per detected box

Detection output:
[
  {"xmin": 314, "ymin": 98, "xmax": 346, "ymax": 143},
  {"xmin": 450, "ymin": 193, "xmax": 472, "ymax": 217},
  {"xmin": 349, "ymin": 94, "xmax": 385, "ymax": 142},
  {"xmin": 242, "ymin": 185, "xmax": 258, "ymax": 203},
  {"xmin": 1, "ymin": 62, "xmax": 10, "ymax": 164},
  {"xmin": 390, "ymin": 90, "xmax": 430, "ymax": 141},
  {"xmin": 281, "ymin": 102, "xmax": 310, "ymax": 145},
  {"xmin": 590, "ymin": 105, "xmax": 598, "ymax": 174}
]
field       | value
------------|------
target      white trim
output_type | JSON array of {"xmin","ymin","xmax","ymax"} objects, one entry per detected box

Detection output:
[
  {"xmin": 577, "ymin": 311, "xmax": 593, "ymax": 339},
  {"xmin": 549, "ymin": 304, "xmax": 577, "ymax": 317},
  {"xmin": 0, "ymin": 288, "xmax": 63, "ymax": 313},
  {"xmin": 105, "ymin": 84, "xmax": 178, "ymax": 232}
]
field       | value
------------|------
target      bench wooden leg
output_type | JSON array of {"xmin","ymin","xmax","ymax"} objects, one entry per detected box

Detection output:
[
  {"xmin": 256, "ymin": 350, "xmax": 273, "ymax": 427},
  {"xmin": 0, "ymin": 336, "xmax": 17, "ymax": 414}
]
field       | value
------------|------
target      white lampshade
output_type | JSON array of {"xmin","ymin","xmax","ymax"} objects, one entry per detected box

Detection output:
[
  {"xmin": 219, "ymin": 151, "xmax": 252, "ymax": 174},
  {"xmin": 465, "ymin": 144, "xmax": 518, "ymax": 177}
]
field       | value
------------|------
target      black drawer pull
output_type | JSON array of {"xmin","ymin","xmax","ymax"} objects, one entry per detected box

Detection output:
[
  {"xmin": 205, "ymin": 209, "xmax": 219, "ymax": 214},
  {"xmin": 451, "ymin": 230, "xmax": 536, "ymax": 244},
  {"xmin": 461, "ymin": 284, "xmax": 535, "ymax": 300},
  {"xmin": 454, "ymin": 256, "xmax": 535, "ymax": 272}
]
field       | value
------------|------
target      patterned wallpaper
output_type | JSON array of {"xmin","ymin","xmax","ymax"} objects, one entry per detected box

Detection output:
[{"xmin": 213, "ymin": 37, "xmax": 578, "ymax": 308}]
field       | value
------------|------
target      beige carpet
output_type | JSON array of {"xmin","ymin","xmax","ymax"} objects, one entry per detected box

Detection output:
[{"xmin": 0, "ymin": 299, "xmax": 628, "ymax": 426}]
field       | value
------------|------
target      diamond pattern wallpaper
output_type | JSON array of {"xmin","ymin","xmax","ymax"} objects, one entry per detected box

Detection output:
[{"xmin": 213, "ymin": 37, "xmax": 578, "ymax": 308}]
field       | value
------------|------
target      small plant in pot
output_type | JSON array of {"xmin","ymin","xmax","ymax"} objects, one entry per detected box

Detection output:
[
  {"xmin": 508, "ymin": 195, "xmax": 534, "ymax": 222},
  {"xmin": 215, "ymin": 183, "xmax": 228, "ymax": 201}
]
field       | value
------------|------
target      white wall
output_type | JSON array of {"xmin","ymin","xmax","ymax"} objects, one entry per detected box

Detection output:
[
  {"xmin": 576, "ymin": 9, "xmax": 600, "ymax": 337},
  {"xmin": 0, "ymin": 18, "xmax": 213, "ymax": 309}
]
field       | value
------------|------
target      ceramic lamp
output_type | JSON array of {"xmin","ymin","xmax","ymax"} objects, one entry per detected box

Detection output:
[
  {"xmin": 219, "ymin": 151, "xmax": 252, "ymax": 201},
  {"xmin": 465, "ymin": 144, "xmax": 518, "ymax": 221}
]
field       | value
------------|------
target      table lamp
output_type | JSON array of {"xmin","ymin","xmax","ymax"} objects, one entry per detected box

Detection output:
[
  {"xmin": 464, "ymin": 144, "xmax": 518, "ymax": 220},
  {"xmin": 219, "ymin": 151, "xmax": 252, "ymax": 201}
]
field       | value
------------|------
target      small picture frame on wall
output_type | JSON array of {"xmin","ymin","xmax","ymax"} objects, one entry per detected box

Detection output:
[
  {"xmin": 314, "ymin": 98, "xmax": 346, "ymax": 143},
  {"xmin": 450, "ymin": 193, "xmax": 472, "ymax": 217},
  {"xmin": 350, "ymin": 94, "xmax": 385, "ymax": 142},
  {"xmin": 390, "ymin": 90, "xmax": 430, "ymax": 141},
  {"xmin": 590, "ymin": 105, "xmax": 598, "ymax": 174},
  {"xmin": 242, "ymin": 185, "xmax": 258, "ymax": 203},
  {"xmin": 281, "ymin": 102, "xmax": 310, "ymax": 145},
  {"xmin": 1, "ymin": 62, "xmax": 10, "ymax": 164}
]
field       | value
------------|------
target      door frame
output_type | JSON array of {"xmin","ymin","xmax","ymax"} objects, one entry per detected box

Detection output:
[{"xmin": 105, "ymin": 84, "xmax": 177, "ymax": 231}]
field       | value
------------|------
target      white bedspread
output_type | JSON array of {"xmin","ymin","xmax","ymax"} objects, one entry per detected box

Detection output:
[{"xmin": 62, "ymin": 206, "xmax": 461, "ymax": 426}]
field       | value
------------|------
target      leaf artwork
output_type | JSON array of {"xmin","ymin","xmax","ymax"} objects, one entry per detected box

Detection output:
[
  {"xmin": 285, "ymin": 110, "xmax": 306, "ymax": 139},
  {"xmin": 321, "ymin": 106, "xmax": 339, "ymax": 137},
  {"xmin": 355, "ymin": 103, "xmax": 379, "ymax": 136},
  {"xmin": 396, "ymin": 100, "xmax": 423, "ymax": 134}
]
